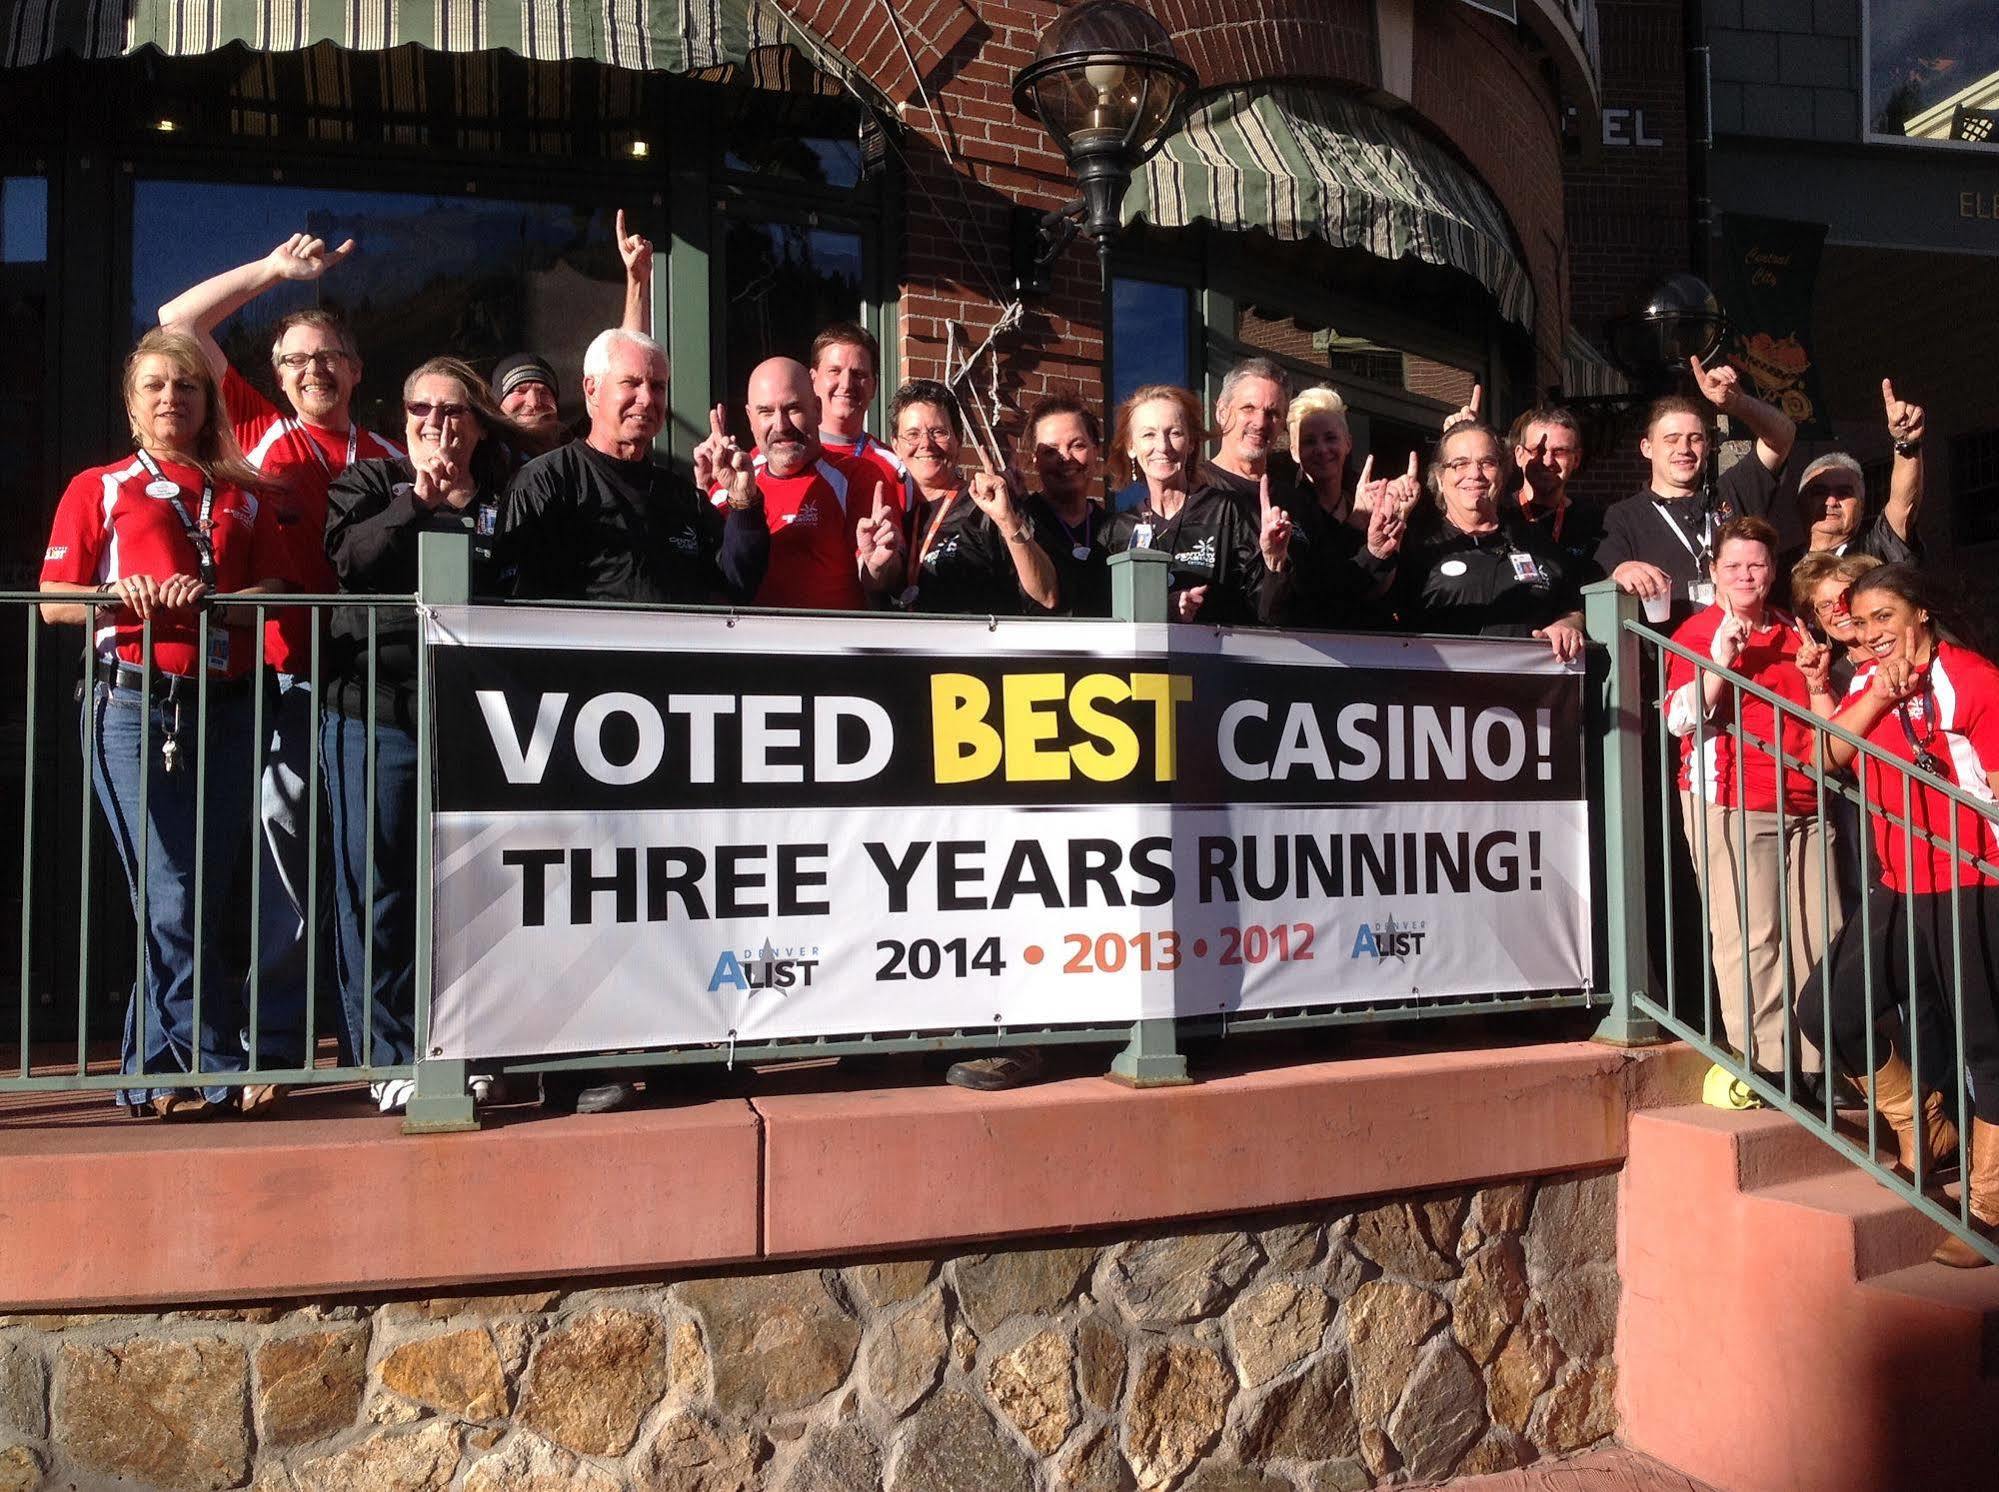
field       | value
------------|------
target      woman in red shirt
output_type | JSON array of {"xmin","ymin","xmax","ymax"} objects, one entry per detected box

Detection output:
[
  {"xmin": 39, "ymin": 329, "xmax": 289, "ymax": 1119},
  {"xmin": 1811, "ymin": 563, "xmax": 1999, "ymax": 1266},
  {"xmin": 1664, "ymin": 516, "xmax": 1842, "ymax": 1092}
]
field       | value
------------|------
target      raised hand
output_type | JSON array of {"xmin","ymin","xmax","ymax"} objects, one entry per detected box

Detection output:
[
  {"xmin": 1709, "ymin": 607, "xmax": 1748, "ymax": 668},
  {"xmin": 858, "ymin": 484, "xmax": 903, "ymax": 579},
  {"xmin": 1173, "ymin": 584, "xmax": 1210, "ymax": 623},
  {"xmin": 1384, "ymin": 452, "xmax": 1423, "ymax": 516},
  {"xmin": 265, "ymin": 233, "xmax": 355, "ymax": 282},
  {"xmin": 1793, "ymin": 619, "xmax": 1831, "ymax": 694},
  {"xmin": 1365, "ymin": 488, "xmax": 1405, "ymax": 561},
  {"xmin": 616, "ymin": 208, "xmax": 653, "ymax": 282},
  {"xmin": 1444, "ymin": 382, "xmax": 1483, "ymax": 431},
  {"xmin": 692, "ymin": 403, "xmax": 731, "ymax": 493},
  {"xmin": 1258, "ymin": 473, "xmax": 1293, "ymax": 570},
  {"xmin": 1689, "ymin": 355, "xmax": 1741, "ymax": 412},
  {"xmin": 1883, "ymin": 378, "xmax": 1924, "ymax": 447},
  {"xmin": 1872, "ymin": 657, "xmax": 1924, "ymax": 704},
  {"xmin": 719, "ymin": 443, "xmax": 760, "ymax": 511}
]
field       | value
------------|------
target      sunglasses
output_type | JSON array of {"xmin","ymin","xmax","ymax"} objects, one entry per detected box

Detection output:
[{"xmin": 405, "ymin": 401, "xmax": 472, "ymax": 421}]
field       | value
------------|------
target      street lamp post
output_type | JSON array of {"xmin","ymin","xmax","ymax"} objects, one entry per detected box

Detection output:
[{"xmin": 1009, "ymin": 0, "xmax": 1196, "ymax": 291}]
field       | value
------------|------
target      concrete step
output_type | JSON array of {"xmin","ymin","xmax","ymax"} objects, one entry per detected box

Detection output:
[
  {"xmin": 1638, "ymin": 1102, "xmax": 1856, "ymax": 1190},
  {"xmin": 1749, "ymin": 1166, "xmax": 1948, "ymax": 1281},
  {"xmin": 1862, "ymin": 1261, "xmax": 1999, "ymax": 1379}
]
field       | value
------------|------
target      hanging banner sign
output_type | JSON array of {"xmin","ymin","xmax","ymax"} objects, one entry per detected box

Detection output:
[
  {"xmin": 1717, "ymin": 211, "xmax": 1834, "ymax": 440},
  {"xmin": 423, "ymin": 608, "xmax": 1592, "ymax": 1059}
]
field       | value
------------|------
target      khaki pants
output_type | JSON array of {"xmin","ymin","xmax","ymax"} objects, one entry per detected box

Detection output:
[{"xmin": 1679, "ymin": 793, "xmax": 1846, "ymax": 1074}]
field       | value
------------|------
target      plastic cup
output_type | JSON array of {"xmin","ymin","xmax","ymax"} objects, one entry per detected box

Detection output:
[{"xmin": 1642, "ymin": 592, "xmax": 1672, "ymax": 625}]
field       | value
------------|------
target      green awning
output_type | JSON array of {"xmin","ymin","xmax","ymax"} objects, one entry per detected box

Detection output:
[
  {"xmin": 1124, "ymin": 84, "xmax": 1534, "ymax": 329},
  {"xmin": 2, "ymin": 0, "xmax": 813, "ymax": 72}
]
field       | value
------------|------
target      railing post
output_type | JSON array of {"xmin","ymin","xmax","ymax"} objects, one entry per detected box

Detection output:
[
  {"xmin": 404, "ymin": 531, "xmax": 478, "ymax": 1134},
  {"xmin": 1583, "ymin": 579, "xmax": 1666, "ymax": 1047},
  {"xmin": 1106, "ymin": 548, "xmax": 1190, "ymax": 1086}
]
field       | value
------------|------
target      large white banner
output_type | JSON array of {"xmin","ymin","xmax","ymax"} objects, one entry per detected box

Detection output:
[{"xmin": 425, "ymin": 608, "xmax": 1592, "ymax": 1058}]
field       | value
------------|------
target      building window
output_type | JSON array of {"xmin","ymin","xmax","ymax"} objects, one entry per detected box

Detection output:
[
  {"xmin": 1110, "ymin": 277, "xmax": 1192, "ymax": 411},
  {"xmin": 1, "ymin": 175, "xmax": 49, "ymax": 586},
  {"xmin": 1950, "ymin": 429, "xmax": 1999, "ymax": 545},
  {"xmin": 719, "ymin": 218, "xmax": 866, "ymax": 421},
  {"xmin": 132, "ymin": 180, "xmax": 634, "ymax": 434}
]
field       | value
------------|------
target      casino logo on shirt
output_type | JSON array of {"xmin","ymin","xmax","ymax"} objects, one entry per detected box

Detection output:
[
  {"xmin": 669, "ymin": 526, "xmax": 701, "ymax": 556},
  {"xmin": 1175, "ymin": 536, "xmax": 1218, "ymax": 572},
  {"xmin": 784, "ymin": 505, "xmax": 822, "ymax": 529}
]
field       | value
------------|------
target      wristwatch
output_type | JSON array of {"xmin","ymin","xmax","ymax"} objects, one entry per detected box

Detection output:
[{"xmin": 1893, "ymin": 437, "xmax": 1922, "ymax": 459}]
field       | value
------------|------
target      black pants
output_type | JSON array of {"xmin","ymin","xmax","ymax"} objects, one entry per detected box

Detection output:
[{"xmin": 1800, "ymin": 880, "xmax": 1999, "ymax": 1124}]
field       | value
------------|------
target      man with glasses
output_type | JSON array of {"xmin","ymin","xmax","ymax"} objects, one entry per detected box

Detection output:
[
  {"xmin": 158, "ymin": 234, "xmax": 404, "ymax": 1080},
  {"xmin": 1506, "ymin": 405, "xmax": 1603, "ymax": 585},
  {"xmin": 1784, "ymin": 378, "xmax": 1926, "ymax": 571}
]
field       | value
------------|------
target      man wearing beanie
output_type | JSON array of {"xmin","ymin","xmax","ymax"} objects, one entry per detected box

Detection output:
[
  {"xmin": 492, "ymin": 353, "xmax": 565, "ymax": 453},
  {"xmin": 492, "ymin": 208, "xmax": 655, "ymax": 456},
  {"xmin": 1787, "ymin": 377, "xmax": 1926, "ymax": 568}
]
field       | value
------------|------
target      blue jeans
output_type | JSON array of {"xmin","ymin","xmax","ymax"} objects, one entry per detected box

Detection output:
[
  {"xmin": 321, "ymin": 707, "xmax": 418, "ymax": 1068},
  {"xmin": 245, "ymin": 673, "xmax": 320, "ymax": 1066},
  {"xmin": 86, "ymin": 676, "xmax": 255, "ymax": 1105}
]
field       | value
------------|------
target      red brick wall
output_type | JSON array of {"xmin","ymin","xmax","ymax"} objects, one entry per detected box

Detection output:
[
  {"xmin": 821, "ymin": 0, "xmax": 1572, "ymax": 444},
  {"xmin": 1563, "ymin": 0, "xmax": 1692, "ymax": 507}
]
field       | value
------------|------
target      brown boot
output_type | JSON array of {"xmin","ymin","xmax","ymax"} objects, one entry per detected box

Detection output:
[
  {"xmin": 1932, "ymin": 1118, "xmax": 1999, "ymax": 1268},
  {"xmin": 1856, "ymin": 1054, "xmax": 1960, "ymax": 1176}
]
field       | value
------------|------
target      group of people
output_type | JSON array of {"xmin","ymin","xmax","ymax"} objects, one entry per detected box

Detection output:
[{"xmin": 32, "ymin": 229, "xmax": 1999, "ymax": 1265}]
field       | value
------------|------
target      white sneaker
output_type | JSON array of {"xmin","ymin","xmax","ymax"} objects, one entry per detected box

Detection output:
[{"xmin": 370, "ymin": 1078, "xmax": 416, "ymax": 1114}]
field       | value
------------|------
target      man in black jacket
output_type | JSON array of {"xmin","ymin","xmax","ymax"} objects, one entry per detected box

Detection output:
[
  {"xmin": 500, "ymin": 328, "xmax": 768, "ymax": 1112},
  {"xmin": 504, "ymin": 328, "xmax": 768, "ymax": 606}
]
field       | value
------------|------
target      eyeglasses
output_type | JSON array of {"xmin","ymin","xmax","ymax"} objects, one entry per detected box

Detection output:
[
  {"xmin": 1440, "ymin": 456, "xmax": 1504, "ymax": 475},
  {"xmin": 405, "ymin": 401, "xmax": 471, "ymax": 421},
  {"xmin": 1813, "ymin": 594, "xmax": 1852, "ymax": 617},
  {"xmin": 276, "ymin": 350, "xmax": 353, "ymax": 372}
]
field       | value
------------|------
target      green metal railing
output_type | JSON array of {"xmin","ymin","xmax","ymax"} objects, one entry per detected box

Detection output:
[
  {"xmin": 1, "ymin": 537, "xmax": 1594, "ymax": 1130},
  {"xmin": 0, "ymin": 585, "xmax": 422, "ymax": 1102},
  {"xmin": 1585, "ymin": 580, "xmax": 1999, "ymax": 1266}
]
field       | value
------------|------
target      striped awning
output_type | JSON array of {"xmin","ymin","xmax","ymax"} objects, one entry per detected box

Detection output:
[
  {"xmin": 1560, "ymin": 325, "xmax": 1628, "ymax": 399},
  {"xmin": 2, "ymin": 0, "xmax": 817, "ymax": 72},
  {"xmin": 1124, "ymin": 85, "xmax": 1534, "ymax": 329}
]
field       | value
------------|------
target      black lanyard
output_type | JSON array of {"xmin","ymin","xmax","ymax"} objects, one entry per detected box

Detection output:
[
  {"xmin": 135, "ymin": 449, "xmax": 216, "ymax": 588},
  {"xmin": 1896, "ymin": 681, "xmax": 1946, "ymax": 778}
]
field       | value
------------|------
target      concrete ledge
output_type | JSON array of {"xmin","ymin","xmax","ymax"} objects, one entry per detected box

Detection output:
[
  {"xmin": 0, "ymin": 1102, "xmax": 763, "ymax": 1311},
  {"xmin": 756, "ymin": 1042, "xmax": 1636, "ymax": 1258},
  {"xmin": 0, "ymin": 1040, "xmax": 1681, "ymax": 1309}
]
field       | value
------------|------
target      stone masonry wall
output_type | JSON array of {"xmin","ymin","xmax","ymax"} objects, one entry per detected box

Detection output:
[{"xmin": 0, "ymin": 1169, "xmax": 1619, "ymax": 1492}]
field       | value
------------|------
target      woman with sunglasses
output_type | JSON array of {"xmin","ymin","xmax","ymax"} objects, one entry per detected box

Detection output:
[
  {"xmin": 1391, "ymin": 422, "xmax": 1582, "ymax": 660},
  {"xmin": 321, "ymin": 358, "xmax": 531, "ymax": 1111},
  {"xmin": 39, "ymin": 330, "xmax": 291, "ymax": 1118},
  {"xmin": 1805, "ymin": 564, "xmax": 1999, "ymax": 1267}
]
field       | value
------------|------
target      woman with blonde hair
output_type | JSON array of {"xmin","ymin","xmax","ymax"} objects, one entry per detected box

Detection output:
[
  {"xmin": 1104, "ymin": 384, "xmax": 1292, "ymax": 625},
  {"xmin": 1282, "ymin": 385, "xmax": 1407, "ymax": 629},
  {"xmin": 39, "ymin": 329, "xmax": 291, "ymax": 1118}
]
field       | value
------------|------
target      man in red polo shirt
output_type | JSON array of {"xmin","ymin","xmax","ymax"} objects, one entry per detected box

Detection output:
[
  {"xmin": 159, "ymin": 233, "xmax": 402, "ymax": 1074},
  {"xmin": 809, "ymin": 322, "xmax": 909, "ymax": 507},
  {"xmin": 740, "ymin": 356, "xmax": 904, "ymax": 609}
]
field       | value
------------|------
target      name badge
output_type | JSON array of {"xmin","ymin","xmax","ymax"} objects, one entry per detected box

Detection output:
[
  {"xmin": 145, "ymin": 480, "xmax": 180, "ymax": 500},
  {"xmin": 205, "ymin": 629, "xmax": 231, "ymax": 676},
  {"xmin": 1508, "ymin": 551, "xmax": 1542, "ymax": 583},
  {"xmin": 1689, "ymin": 581, "xmax": 1715, "ymax": 607},
  {"xmin": 476, "ymin": 502, "xmax": 499, "ymax": 537},
  {"xmin": 1072, "ymin": 544, "xmax": 1092, "ymax": 561},
  {"xmin": 1131, "ymin": 523, "xmax": 1153, "ymax": 549}
]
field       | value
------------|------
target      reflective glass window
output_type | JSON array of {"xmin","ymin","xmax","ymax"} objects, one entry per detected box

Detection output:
[
  {"xmin": 1, "ymin": 177, "xmax": 50, "ymax": 585},
  {"xmin": 721, "ymin": 219, "xmax": 864, "ymax": 423},
  {"xmin": 132, "ymin": 181, "xmax": 634, "ymax": 433}
]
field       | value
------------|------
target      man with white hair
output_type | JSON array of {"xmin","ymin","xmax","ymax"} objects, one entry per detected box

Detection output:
[
  {"xmin": 502, "ymin": 328, "xmax": 770, "ymax": 1114},
  {"xmin": 1784, "ymin": 378, "xmax": 1926, "ymax": 570},
  {"xmin": 505, "ymin": 328, "xmax": 769, "ymax": 605}
]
